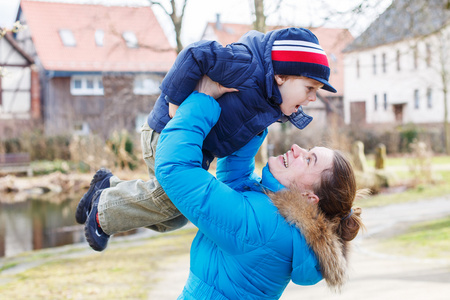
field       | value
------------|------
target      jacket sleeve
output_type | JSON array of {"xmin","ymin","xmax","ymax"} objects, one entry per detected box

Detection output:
[
  {"xmin": 160, "ymin": 40, "xmax": 256, "ymax": 105},
  {"xmin": 155, "ymin": 92, "xmax": 267, "ymax": 254},
  {"xmin": 216, "ymin": 129, "xmax": 267, "ymax": 189}
]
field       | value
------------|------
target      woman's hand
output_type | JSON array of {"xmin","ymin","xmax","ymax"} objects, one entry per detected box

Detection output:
[{"xmin": 169, "ymin": 75, "xmax": 239, "ymax": 118}]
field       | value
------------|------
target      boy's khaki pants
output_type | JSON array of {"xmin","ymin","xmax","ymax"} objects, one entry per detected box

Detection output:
[{"xmin": 97, "ymin": 122, "xmax": 188, "ymax": 235}]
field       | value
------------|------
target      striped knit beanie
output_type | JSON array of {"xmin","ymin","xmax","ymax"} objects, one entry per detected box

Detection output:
[{"xmin": 272, "ymin": 28, "xmax": 336, "ymax": 93}]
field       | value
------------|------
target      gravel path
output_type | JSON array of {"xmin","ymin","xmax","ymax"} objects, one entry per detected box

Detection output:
[{"xmin": 148, "ymin": 196, "xmax": 450, "ymax": 300}]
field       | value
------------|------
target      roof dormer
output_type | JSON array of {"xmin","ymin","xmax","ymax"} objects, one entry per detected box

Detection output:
[
  {"xmin": 122, "ymin": 31, "xmax": 138, "ymax": 48},
  {"xmin": 95, "ymin": 29, "xmax": 104, "ymax": 47},
  {"xmin": 59, "ymin": 29, "xmax": 76, "ymax": 47}
]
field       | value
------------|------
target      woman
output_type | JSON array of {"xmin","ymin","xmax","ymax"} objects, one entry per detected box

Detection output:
[{"xmin": 155, "ymin": 90, "xmax": 365, "ymax": 299}]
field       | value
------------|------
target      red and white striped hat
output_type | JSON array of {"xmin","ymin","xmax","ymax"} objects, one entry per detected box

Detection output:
[{"xmin": 272, "ymin": 28, "xmax": 336, "ymax": 93}]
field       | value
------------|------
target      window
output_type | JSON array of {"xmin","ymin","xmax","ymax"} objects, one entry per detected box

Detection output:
[
  {"xmin": 329, "ymin": 53, "xmax": 338, "ymax": 73},
  {"xmin": 382, "ymin": 53, "xmax": 386, "ymax": 73},
  {"xmin": 427, "ymin": 88, "xmax": 433, "ymax": 108},
  {"xmin": 73, "ymin": 78, "xmax": 82, "ymax": 89},
  {"xmin": 396, "ymin": 50, "xmax": 401, "ymax": 71},
  {"xmin": 59, "ymin": 29, "xmax": 76, "ymax": 47},
  {"xmin": 414, "ymin": 89, "xmax": 419, "ymax": 109},
  {"xmin": 372, "ymin": 55, "xmax": 377, "ymax": 75},
  {"xmin": 135, "ymin": 113, "xmax": 148, "ymax": 132},
  {"xmin": 426, "ymin": 43, "xmax": 431, "ymax": 67},
  {"xmin": 74, "ymin": 122, "xmax": 90, "ymax": 135},
  {"xmin": 356, "ymin": 59, "xmax": 360, "ymax": 78},
  {"xmin": 123, "ymin": 31, "xmax": 138, "ymax": 48},
  {"xmin": 95, "ymin": 29, "xmax": 104, "ymax": 47},
  {"xmin": 86, "ymin": 79, "xmax": 94, "ymax": 89},
  {"xmin": 0, "ymin": 76, "xmax": 2, "ymax": 107},
  {"xmin": 374, "ymin": 94, "xmax": 378, "ymax": 111},
  {"xmin": 413, "ymin": 45, "xmax": 418, "ymax": 69},
  {"xmin": 133, "ymin": 76, "xmax": 160, "ymax": 95},
  {"xmin": 70, "ymin": 75, "xmax": 104, "ymax": 95},
  {"xmin": 329, "ymin": 53, "xmax": 337, "ymax": 62},
  {"xmin": 383, "ymin": 93, "xmax": 387, "ymax": 110}
]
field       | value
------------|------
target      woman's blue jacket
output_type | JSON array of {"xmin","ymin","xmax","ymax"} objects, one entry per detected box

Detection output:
[
  {"xmin": 148, "ymin": 28, "xmax": 313, "ymax": 169},
  {"xmin": 155, "ymin": 92, "xmax": 327, "ymax": 299}
]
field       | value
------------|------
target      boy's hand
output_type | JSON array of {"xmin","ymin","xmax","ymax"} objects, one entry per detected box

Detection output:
[
  {"xmin": 195, "ymin": 75, "xmax": 238, "ymax": 100},
  {"xmin": 169, "ymin": 75, "xmax": 238, "ymax": 118}
]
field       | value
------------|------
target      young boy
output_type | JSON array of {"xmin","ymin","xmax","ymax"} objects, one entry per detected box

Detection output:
[{"xmin": 75, "ymin": 27, "xmax": 336, "ymax": 251}]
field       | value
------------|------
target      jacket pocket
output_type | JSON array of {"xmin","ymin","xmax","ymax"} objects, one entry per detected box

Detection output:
[{"xmin": 141, "ymin": 124, "xmax": 159, "ymax": 160}]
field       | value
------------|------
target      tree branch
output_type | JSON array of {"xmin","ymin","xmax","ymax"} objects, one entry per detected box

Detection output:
[{"xmin": 148, "ymin": 1, "xmax": 171, "ymax": 16}]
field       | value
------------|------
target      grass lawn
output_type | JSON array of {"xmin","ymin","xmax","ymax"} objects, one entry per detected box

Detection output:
[
  {"xmin": 0, "ymin": 228, "xmax": 196, "ymax": 299},
  {"xmin": 375, "ymin": 216, "xmax": 450, "ymax": 260},
  {"xmin": 357, "ymin": 155, "xmax": 450, "ymax": 260},
  {"xmin": 356, "ymin": 172, "xmax": 450, "ymax": 208},
  {"xmin": 366, "ymin": 154, "xmax": 450, "ymax": 167},
  {"xmin": 357, "ymin": 154, "xmax": 450, "ymax": 208}
]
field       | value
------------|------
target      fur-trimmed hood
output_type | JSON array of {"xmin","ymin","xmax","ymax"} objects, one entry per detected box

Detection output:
[{"xmin": 269, "ymin": 189, "xmax": 350, "ymax": 291}]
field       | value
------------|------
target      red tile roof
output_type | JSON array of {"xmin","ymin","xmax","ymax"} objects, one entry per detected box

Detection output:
[
  {"xmin": 20, "ymin": 0, "xmax": 177, "ymax": 72},
  {"xmin": 203, "ymin": 23, "xmax": 354, "ymax": 96},
  {"xmin": 203, "ymin": 23, "xmax": 254, "ymax": 47}
]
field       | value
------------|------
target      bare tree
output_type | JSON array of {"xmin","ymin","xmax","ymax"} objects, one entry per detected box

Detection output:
[
  {"xmin": 420, "ymin": 1, "xmax": 450, "ymax": 154},
  {"xmin": 148, "ymin": 0, "xmax": 188, "ymax": 53},
  {"xmin": 253, "ymin": 0, "xmax": 266, "ymax": 32},
  {"xmin": 436, "ymin": 28, "xmax": 450, "ymax": 154}
]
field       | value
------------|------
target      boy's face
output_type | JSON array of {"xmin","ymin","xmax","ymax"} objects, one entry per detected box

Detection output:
[{"xmin": 275, "ymin": 75, "xmax": 324, "ymax": 116}]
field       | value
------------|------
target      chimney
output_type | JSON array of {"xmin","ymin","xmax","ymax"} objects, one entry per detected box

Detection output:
[{"xmin": 216, "ymin": 13, "xmax": 222, "ymax": 30}]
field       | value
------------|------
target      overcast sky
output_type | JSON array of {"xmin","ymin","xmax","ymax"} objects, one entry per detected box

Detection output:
[
  {"xmin": 0, "ymin": 0, "xmax": 20, "ymax": 27},
  {"xmin": 0, "ymin": 0, "xmax": 392, "ymax": 45}
]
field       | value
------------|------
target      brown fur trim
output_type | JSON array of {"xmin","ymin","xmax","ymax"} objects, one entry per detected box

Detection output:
[{"xmin": 269, "ymin": 189, "xmax": 349, "ymax": 291}]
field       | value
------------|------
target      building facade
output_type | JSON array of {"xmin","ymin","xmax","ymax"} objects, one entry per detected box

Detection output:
[
  {"xmin": 13, "ymin": 0, "xmax": 176, "ymax": 138},
  {"xmin": 344, "ymin": 0, "xmax": 450, "ymax": 126},
  {"xmin": 0, "ymin": 33, "xmax": 40, "ymax": 138}
]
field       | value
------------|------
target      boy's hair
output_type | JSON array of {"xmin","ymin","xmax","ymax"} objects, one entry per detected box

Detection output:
[{"xmin": 271, "ymin": 28, "xmax": 336, "ymax": 93}]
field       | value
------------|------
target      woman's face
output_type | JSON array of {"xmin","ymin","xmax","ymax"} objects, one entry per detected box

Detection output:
[
  {"xmin": 268, "ymin": 144, "xmax": 334, "ymax": 191},
  {"xmin": 276, "ymin": 75, "xmax": 324, "ymax": 116}
]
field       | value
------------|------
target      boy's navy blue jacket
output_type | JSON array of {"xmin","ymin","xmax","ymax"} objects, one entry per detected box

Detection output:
[{"xmin": 147, "ymin": 28, "xmax": 313, "ymax": 169}]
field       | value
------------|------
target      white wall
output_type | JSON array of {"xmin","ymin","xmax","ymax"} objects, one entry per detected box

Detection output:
[
  {"xmin": 0, "ymin": 37, "xmax": 32, "ymax": 117},
  {"xmin": 344, "ymin": 28, "xmax": 450, "ymax": 125}
]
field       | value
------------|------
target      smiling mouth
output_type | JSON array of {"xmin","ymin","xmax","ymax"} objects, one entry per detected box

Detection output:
[{"xmin": 283, "ymin": 153, "xmax": 288, "ymax": 168}]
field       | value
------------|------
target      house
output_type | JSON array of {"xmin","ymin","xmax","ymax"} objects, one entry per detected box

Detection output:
[
  {"xmin": 201, "ymin": 17, "xmax": 354, "ymax": 130},
  {"xmin": 14, "ymin": 0, "xmax": 177, "ymax": 138},
  {"xmin": 343, "ymin": 0, "xmax": 450, "ymax": 126},
  {"xmin": 0, "ymin": 32, "xmax": 40, "ymax": 138}
]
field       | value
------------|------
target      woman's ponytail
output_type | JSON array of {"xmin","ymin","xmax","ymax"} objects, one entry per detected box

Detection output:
[
  {"xmin": 338, "ymin": 206, "xmax": 364, "ymax": 242},
  {"xmin": 314, "ymin": 151, "xmax": 368, "ymax": 242}
]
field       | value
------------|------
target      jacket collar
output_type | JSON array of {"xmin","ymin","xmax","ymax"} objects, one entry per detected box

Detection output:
[
  {"xmin": 260, "ymin": 164, "xmax": 286, "ymax": 192},
  {"xmin": 269, "ymin": 189, "xmax": 350, "ymax": 291},
  {"xmin": 280, "ymin": 107, "xmax": 313, "ymax": 130}
]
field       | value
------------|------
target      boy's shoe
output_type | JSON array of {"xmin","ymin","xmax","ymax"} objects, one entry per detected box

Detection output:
[
  {"xmin": 75, "ymin": 168, "xmax": 113, "ymax": 224},
  {"xmin": 85, "ymin": 189, "xmax": 110, "ymax": 252}
]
